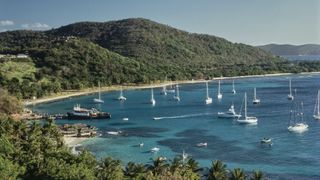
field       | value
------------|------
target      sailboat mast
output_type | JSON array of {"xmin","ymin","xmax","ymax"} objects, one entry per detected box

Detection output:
[
  {"xmin": 176, "ymin": 85, "xmax": 179, "ymax": 97},
  {"xmin": 254, "ymin": 88, "xmax": 256, "ymax": 99},
  {"xmin": 218, "ymin": 80, "xmax": 220, "ymax": 94},
  {"xmin": 151, "ymin": 88, "xmax": 154, "ymax": 100},
  {"xmin": 206, "ymin": 82, "xmax": 209, "ymax": 98},
  {"xmin": 232, "ymin": 80, "xmax": 235, "ymax": 91},
  {"xmin": 120, "ymin": 87, "xmax": 123, "ymax": 96},
  {"xmin": 289, "ymin": 79, "xmax": 292, "ymax": 96},
  {"xmin": 244, "ymin": 92, "xmax": 247, "ymax": 118}
]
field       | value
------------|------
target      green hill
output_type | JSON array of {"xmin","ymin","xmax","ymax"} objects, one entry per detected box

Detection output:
[
  {"xmin": 257, "ymin": 44, "xmax": 320, "ymax": 55},
  {"xmin": 0, "ymin": 18, "xmax": 305, "ymax": 99}
]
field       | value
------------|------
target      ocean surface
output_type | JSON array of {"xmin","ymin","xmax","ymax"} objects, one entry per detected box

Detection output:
[
  {"xmin": 32, "ymin": 74, "xmax": 320, "ymax": 179},
  {"xmin": 282, "ymin": 55, "xmax": 320, "ymax": 61}
]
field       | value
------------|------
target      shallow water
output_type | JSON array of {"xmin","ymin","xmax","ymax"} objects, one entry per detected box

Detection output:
[{"xmin": 33, "ymin": 74, "xmax": 320, "ymax": 179}]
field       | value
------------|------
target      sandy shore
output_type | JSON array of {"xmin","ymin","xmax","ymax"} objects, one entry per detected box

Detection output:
[
  {"xmin": 63, "ymin": 136, "xmax": 89, "ymax": 147},
  {"xmin": 24, "ymin": 71, "xmax": 320, "ymax": 105}
]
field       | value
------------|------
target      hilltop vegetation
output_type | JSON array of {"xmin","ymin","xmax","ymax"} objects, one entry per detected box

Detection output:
[
  {"xmin": 0, "ymin": 18, "xmax": 318, "ymax": 99},
  {"xmin": 258, "ymin": 44, "xmax": 320, "ymax": 55}
]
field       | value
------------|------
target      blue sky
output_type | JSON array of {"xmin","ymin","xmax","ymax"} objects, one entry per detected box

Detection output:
[{"xmin": 0, "ymin": 0, "xmax": 319, "ymax": 45}]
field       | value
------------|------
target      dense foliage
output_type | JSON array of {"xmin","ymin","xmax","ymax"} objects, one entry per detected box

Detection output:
[
  {"xmin": 258, "ymin": 44, "xmax": 320, "ymax": 56},
  {"xmin": 0, "ymin": 18, "xmax": 319, "ymax": 99},
  {"xmin": 0, "ymin": 118, "xmax": 266, "ymax": 180}
]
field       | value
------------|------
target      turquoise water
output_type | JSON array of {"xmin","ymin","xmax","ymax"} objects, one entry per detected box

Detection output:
[{"xmin": 33, "ymin": 74, "xmax": 320, "ymax": 179}]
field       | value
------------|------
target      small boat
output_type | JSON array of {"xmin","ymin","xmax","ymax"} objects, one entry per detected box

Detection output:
[
  {"xmin": 313, "ymin": 90, "xmax": 320, "ymax": 120},
  {"xmin": 150, "ymin": 147, "xmax": 160, "ymax": 152},
  {"xmin": 139, "ymin": 142, "xmax": 144, "ymax": 147},
  {"xmin": 93, "ymin": 82, "xmax": 104, "ymax": 103},
  {"xmin": 237, "ymin": 92, "xmax": 258, "ymax": 124},
  {"xmin": 173, "ymin": 84, "xmax": 180, "ymax": 101},
  {"xmin": 205, "ymin": 82, "xmax": 212, "ymax": 104},
  {"xmin": 150, "ymin": 88, "xmax": 156, "ymax": 105},
  {"xmin": 260, "ymin": 138, "xmax": 272, "ymax": 144},
  {"xmin": 288, "ymin": 101, "xmax": 308, "ymax": 133},
  {"xmin": 218, "ymin": 104, "xmax": 241, "ymax": 118},
  {"xmin": 167, "ymin": 81, "xmax": 175, "ymax": 93},
  {"xmin": 196, "ymin": 142, "xmax": 207, "ymax": 147},
  {"xmin": 287, "ymin": 78, "xmax": 294, "ymax": 100},
  {"xmin": 182, "ymin": 150, "xmax": 188, "ymax": 162},
  {"xmin": 217, "ymin": 79, "xmax": 222, "ymax": 100},
  {"xmin": 122, "ymin": 117, "xmax": 129, "ymax": 121},
  {"xmin": 107, "ymin": 130, "xmax": 122, "ymax": 135},
  {"xmin": 118, "ymin": 87, "xmax": 127, "ymax": 101},
  {"xmin": 153, "ymin": 117, "xmax": 161, "ymax": 120},
  {"xmin": 252, "ymin": 87, "xmax": 261, "ymax": 104},
  {"xmin": 232, "ymin": 80, "xmax": 236, "ymax": 94}
]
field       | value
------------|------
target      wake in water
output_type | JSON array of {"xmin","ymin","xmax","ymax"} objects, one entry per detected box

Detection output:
[{"xmin": 153, "ymin": 112, "xmax": 213, "ymax": 120}]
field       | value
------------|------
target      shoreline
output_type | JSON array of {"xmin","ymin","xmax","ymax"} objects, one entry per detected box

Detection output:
[
  {"xmin": 63, "ymin": 136, "xmax": 89, "ymax": 147},
  {"xmin": 25, "ymin": 71, "xmax": 320, "ymax": 105}
]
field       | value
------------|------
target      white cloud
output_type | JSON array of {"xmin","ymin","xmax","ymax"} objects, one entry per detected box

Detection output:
[
  {"xmin": 21, "ymin": 22, "xmax": 50, "ymax": 29},
  {"xmin": 0, "ymin": 20, "xmax": 14, "ymax": 26}
]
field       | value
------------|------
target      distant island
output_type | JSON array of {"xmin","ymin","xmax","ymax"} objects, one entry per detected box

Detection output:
[
  {"xmin": 0, "ymin": 18, "xmax": 319, "ymax": 99},
  {"xmin": 257, "ymin": 44, "xmax": 320, "ymax": 56}
]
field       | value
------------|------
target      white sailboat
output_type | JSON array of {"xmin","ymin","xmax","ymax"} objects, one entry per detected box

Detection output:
[
  {"xmin": 252, "ymin": 87, "xmax": 260, "ymax": 104},
  {"xmin": 118, "ymin": 87, "xmax": 127, "ymax": 101},
  {"xmin": 287, "ymin": 78, "xmax": 294, "ymax": 100},
  {"xmin": 237, "ymin": 92, "xmax": 258, "ymax": 124},
  {"xmin": 93, "ymin": 82, "xmax": 104, "ymax": 103},
  {"xmin": 217, "ymin": 80, "xmax": 222, "ymax": 100},
  {"xmin": 167, "ymin": 81, "xmax": 175, "ymax": 93},
  {"xmin": 313, "ymin": 90, "xmax": 320, "ymax": 120},
  {"xmin": 218, "ymin": 104, "xmax": 241, "ymax": 118},
  {"xmin": 205, "ymin": 82, "xmax": 212, "ymax": 104},
  {"xmin": 232, "ymin": 80, "xmax": 236, "ymax": 94},
  {"xmin": 150, "ymin": 88, "xmax": 156, "ymax": 105},
  {"xmin": 288, "ymin": 102, "xmax": 308, "ymax": 133},
  {"xmin": 160, "ymin": 85, "xmax": 167, "ymax": 95},
  {"xmin": 173, "ymin": 84, "xmax": 180, "ymax": 101}
]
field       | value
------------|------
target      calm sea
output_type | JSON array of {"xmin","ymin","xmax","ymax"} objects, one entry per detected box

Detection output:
[{"xmin": 33, "ymin": 74, "xmax": 320, "ymax": 179}]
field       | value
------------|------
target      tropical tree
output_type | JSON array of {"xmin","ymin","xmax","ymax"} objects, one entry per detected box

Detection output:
[
  {"xmin": 208, "ymin": 160, "xmax": 228, "ymax": 180},
  {"xmin": 230, "ymin": 168, "xmax": 246, "ymax": 180},
  {"xmin": 250, "ymin": 170, "xmax": 264, "ymax": 180},
  {"xmin": 124, "ymin": 161, "xmax": 146, "ymax": 178},
  {"xmin": 148, "ymin": 157, "xmax": 169, "ymax": 176},
  {"xmin": 96, "ymin": 157, "xmax": 124, "ymax": 180}
]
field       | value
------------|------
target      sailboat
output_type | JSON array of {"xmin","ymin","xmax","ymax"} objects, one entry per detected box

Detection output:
[
  {"xmin": 150, "ymin": 88, "xmax": 156, "ymax": 105},
  {"xmin": 237, "ymin": 92, "xmax": 258, "ymax": 124},
  {"xmin": 232, "ymin": 80, "xmax": 236, "ymax": 94},
  {"xmin": 288, "ymin": 102, "xmax": 308, "ymax": 133},
  {"xmin": 93, "ymin": 82, "xmax": 104, "ymax": 103},
  {"xmin": 252, "ymin": 87, "xmax": 260, "ymax": 104},
  {"xmin": 160, "ymin": 86, "xmax": 167, "ymax": 95},
  {"xmin": 287, "ymin": 78, "xmax": 294, "ymax": 100},
  {"xmin": 217, "ymin": 80, "xmax": 222, "ymax": 100},
  {"xmin": 173, "ymin": 84, "xmax": 180, "ymax": 101},
  {"xmin": 313, "ymin": 90, "xmax": 320, "ymax": 120},
  {"xmin": 205, "ymin": 82, "xmax": 212, "ymax": 104},
  {"xmin": 118, "ymin": 87, "xmax": 127, "ymax": 101}
]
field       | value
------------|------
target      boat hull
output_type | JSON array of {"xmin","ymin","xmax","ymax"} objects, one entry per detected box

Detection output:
[{"xmin": 66, "ymin": 112, "xmax": 111, "ymax": 120}]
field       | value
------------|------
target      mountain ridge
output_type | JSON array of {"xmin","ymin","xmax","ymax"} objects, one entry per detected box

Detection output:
[{"xmin": 257, "ymin": 44, "xmax": 320, "ymax": 55}]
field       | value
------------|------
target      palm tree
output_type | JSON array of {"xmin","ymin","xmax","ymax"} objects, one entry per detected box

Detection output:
[
  {"xmin": 96, "ymin": 157, "xmax": 124, "ymax": 180},
  {"xmin": 250, "ymin": 170, "xmax": 264, "ymax": 180},
  {"xmin": 125, "ymin": 161, "xmax": 146, "ymax": 178},
  {"xmin": 230, "ymin": 168, "xmax": 246, "ymax": 180},
  {"xmin": 186, "ymin": 158, "xmax": 199, "ymax": 173},
  {"xmin": 208, "ymin": 160, "xmax": 228, "ymax": 180},
  {"xmin": 149, "ymin": 157, "xmax": 169, "ymax": 176}
]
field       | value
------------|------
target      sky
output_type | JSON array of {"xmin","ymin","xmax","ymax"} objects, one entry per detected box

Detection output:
[{"xmin": 0, "ymin": 0, "xmax": 319, "ymax": 45}]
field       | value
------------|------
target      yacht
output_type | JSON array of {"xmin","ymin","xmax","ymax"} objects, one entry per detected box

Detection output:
[
  {"xmin": 118, "ymin": 87, "xmax": 127, "ymax": 101},
  {"xmin": 218, "ymin": 104, "xmax": 241, "ymax": 118},
  {"xmin": 205, "ymin": 82, "xmax": 212, "ymax": 104},
  {"xmin": 237, "ymin": 92, "xmax": 258, "ymax": 124},
  {"xmin": 93, "ymin": 82, "xmax": 104, "ymax": 103},
  {"xmin": 150, "ymin": 88, "xmax": 156, "ymax": 105},
  {"xmin": 313, "ymin": 90, "xmax": 320, "ymax": 120},
  {"xmin": 287, "ymin": 78, "xmax": 294, "ymax": 100},
  {"xmin": 173, "ymin": 84, "xmax": 180, "ymax": 101},
  {"xmin": 232, "ymin": 80, "xmax": 236, "ymax": 94},
  {"xmin": 252, "ymin": 87, "xmax": 261, "ymax": 104},
  {"xmin": 288, "ymin": 102, "xmax": 308, "ymax": 133},
  {"xmin": 217, "ymin": 80, "xmax": 222, "ymax": 100},
  {"xmin": 196, "ymin": 142, "xmax": 207, "ymax": 147}
]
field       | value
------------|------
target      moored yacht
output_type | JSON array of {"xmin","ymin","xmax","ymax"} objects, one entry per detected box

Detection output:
[
  {"xmin": 118, "ymin": 87, "xmax": 127, "ymax": 101},
  {"xmin": 252, "ymin": 87, "xmax": 260, "ymax": 104},
  {"xmin": 205, "ymin": 82, "xmax": 212, "ymax": 104},
  {"xmin": 313, "ymin": 90, "xmax": 320, "ymax": 120},
  {"xmin": 237, "ymin": 92, "xmax": 258, "ymax": 124}
]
